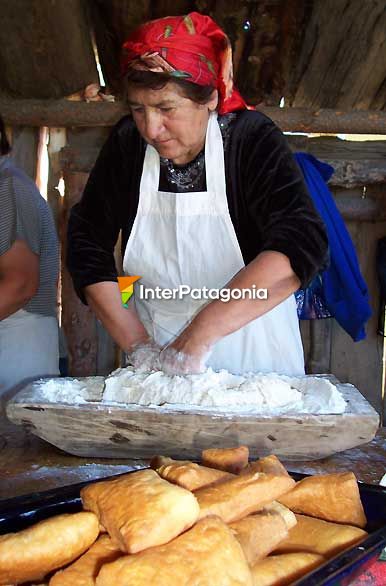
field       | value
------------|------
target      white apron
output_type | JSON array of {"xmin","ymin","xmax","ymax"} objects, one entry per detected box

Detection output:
[
  {"xmin": 0, "ymin": 309, "xmax": 59, "ymax": 396},
  {"xmin": 123, "ymin": 113, "xmax": 304, "ymax": 375}
]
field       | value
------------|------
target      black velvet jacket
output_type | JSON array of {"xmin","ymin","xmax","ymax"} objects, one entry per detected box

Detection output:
[{"xmin": 67, "ymin": 110, "xmax": 329, "ymax": 302}]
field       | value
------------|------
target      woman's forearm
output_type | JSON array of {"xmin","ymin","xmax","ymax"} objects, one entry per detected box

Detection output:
[
  {"xmin": 84, "ymin": 281, "xmax": 149, "ymax": 352},
  {"xmin": 185, "ymin": 251, "xmax": 301, "ymax": 347}
]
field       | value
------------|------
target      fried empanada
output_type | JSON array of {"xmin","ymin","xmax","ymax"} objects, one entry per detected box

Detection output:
[
  {"xmin": 96, "ymin": 516, "xmax": 253, "ymax": 586},
  {"xmin": 251, "ymin": 553, "xmax": 324, "ymax": 586},
  {"xmin": 262, "ymin": 502, "xmax": 297, "ymax": 530},
  {"xmin": 242, "ymin": 455, "xmax": 290, "ymax": 478},
  {"xmin": 201, "ymin": 446, "xmax": 249, "ymax": 474},
  {"xmin": 49, "ymin": 535, "xmax": 121, "ymax": 585},
  {"xmin": 274, "ymin": 514, "xmax": 368, "ymax": 558},
  {"xmin": 230, "ymin": 510, "xmax": 289, "ymax": 565},
  {"xmin": 0, "ymin": 512, "xmax": 99, "ymax": 584},
  {"xmin": 278, "ymin": 472, "xmax": 367, "ymax": 527},
  {"xmin": 155, "ymin": 459, "xmax": 234, "ymax": 491},
  {"xmin": 195, "ymin": 471, "xmax": 295, "ymax": 523},
  {"xmin": 81, "ymin": 469, "xmax": 199, "ymax": 553}
]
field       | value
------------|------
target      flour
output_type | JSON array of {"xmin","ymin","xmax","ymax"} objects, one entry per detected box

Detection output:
[
  {"xmin": 35, "ymin": 376, "xmax": 104, "ymax": 404},
  {"xmin": 102, "ymin": 367, "xmax": 346, "ymax": 415}
]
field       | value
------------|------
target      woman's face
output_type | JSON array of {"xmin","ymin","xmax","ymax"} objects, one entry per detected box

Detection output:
[{"xmin": 128, "ymin": 82, "xmax": 218, "ymax": 165}]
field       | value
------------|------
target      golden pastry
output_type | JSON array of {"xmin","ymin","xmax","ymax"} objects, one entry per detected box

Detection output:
[
  {"xmin": 81, "ymin": 469, "xmax": 199, "ymax": 553},
  {"xmin": 274, "ymin": 514, "xmax": 368, "ymax": 558},
  {"xmin": 262, "ymin": 501, "xmax": 297, "ymax": 530},
  {"xmin": 242, "ymin": 455, "xmax": 290, "ymax": 478},
  {"xmin": 154, "ymin": 459, "xmax": 234, "ymax": 491},
  {"xmin": 195, "ymin": 471, "xmax": 295, "ymax": 523},
  {"xmin": 278, "ymin": 472, "xmax": 367, "ymax": 527},
  {"xmin": 230, "ymin": 510, "xmax": 289, "ymax": 565},
  {"xmin": 251, "ymin": 552, "xmax": 324, "ymax": 586},
  {"xmin": 0, "ymin": 512, "xmax": 99, "ymax": 585},
  {"xmin": 96, "ymin": 516, "xmax": 253, "ymax": 586},
  {"xmin": 201, "ymin": 446, "xmax": 249, "ymax": 474},
  {"xmin": 49, "ymin": 534, "xmax": 121, "ymax": 585}
]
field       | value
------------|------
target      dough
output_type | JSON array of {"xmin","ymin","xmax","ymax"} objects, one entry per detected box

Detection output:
[
  {"xmin": 0, "ymin": 512, "xmax": 99, "ymax": 584},
  {"xmin": 102, "ymin": 367, "xmax": 346, "ymax": 414},
  {"xmin": 81, "ymin": 469, "xmax": 200, "ymax": 553},
  {"xmin": 95, "ymin": 516, "xmax": 253, "ymax": 586}
]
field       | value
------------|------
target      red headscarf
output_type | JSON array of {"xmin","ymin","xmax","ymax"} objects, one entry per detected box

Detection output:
[{"xmin": 121, "ymin": 12, "xmax": 247, "ymax": 115}]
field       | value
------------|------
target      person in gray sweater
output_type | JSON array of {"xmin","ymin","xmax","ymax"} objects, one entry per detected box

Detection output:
[{"xmin": 0, "ymin": 115, "xmax": 59, "ymax": 396}]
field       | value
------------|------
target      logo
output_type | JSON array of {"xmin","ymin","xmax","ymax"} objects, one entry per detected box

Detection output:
[{"xmin": 118, "ymin": 276, "xmax": 141, "ymax": 307}]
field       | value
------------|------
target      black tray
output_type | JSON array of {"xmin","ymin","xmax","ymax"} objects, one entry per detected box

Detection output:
[{"xmin": 0, "ymin": 471, "xmax": 385, "ymax": 585}]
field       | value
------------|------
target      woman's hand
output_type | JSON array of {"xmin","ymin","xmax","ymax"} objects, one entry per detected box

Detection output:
[
  {"xmin": 159, "ymin": 329, "xmax": 213, "ymax": 375},
  {"xmin": 126, "ymin": 339, "xmax": 161, "ymax": 372}
]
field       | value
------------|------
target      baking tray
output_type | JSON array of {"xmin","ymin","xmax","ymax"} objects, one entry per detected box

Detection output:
[{"xmin": 0, "ymin": 471, "xmax": 385, "ymax": 585}]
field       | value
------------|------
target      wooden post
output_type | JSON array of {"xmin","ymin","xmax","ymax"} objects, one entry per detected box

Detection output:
[{"xmin": 61, "ymin": 171, "xmax": 98, "ymax": 377}]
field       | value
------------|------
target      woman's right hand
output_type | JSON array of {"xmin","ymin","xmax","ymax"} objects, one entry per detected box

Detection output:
[{"xmin": 126, "ymin": 339, "xmax": 162, "ymax": 372}]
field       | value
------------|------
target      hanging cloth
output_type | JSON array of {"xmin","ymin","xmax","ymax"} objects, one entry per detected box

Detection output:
[
  {"xmin": 376, "ymin": 237, "xmax": 386, "ymax": 336},
  {"xmin": 295, "ymin": 152, "xmax": 371, "ymax": 342}
]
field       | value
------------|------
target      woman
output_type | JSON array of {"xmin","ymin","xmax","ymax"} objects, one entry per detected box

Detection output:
[
  {"xmin": 0, "ymin": 115, "xmax": 59, "ymax": 396},
  {"xmin": 67, "ymin": 12, "xmax": 328, "ymax": 376}
]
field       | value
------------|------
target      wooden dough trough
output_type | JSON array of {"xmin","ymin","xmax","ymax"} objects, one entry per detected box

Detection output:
[{"xmin": 6, "ymin": 375, "xmax": 379, "ymax": 461}]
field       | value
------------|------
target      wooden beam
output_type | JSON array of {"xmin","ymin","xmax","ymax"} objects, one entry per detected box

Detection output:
[
  {"xmin": 0, "ymin": 100, "xmax": 128, "ymax": 128},
  {"xmin": 2, "ymin": 99, "xmax": 386, "ymax": 134}
]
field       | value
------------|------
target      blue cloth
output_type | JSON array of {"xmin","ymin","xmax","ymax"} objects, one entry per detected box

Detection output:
[{"xmin": 294, "ymin": 153, "xmax": 371, "ymax": 342}]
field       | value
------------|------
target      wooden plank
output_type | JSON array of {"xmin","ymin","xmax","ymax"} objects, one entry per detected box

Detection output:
[
  {"xmin": 287, "ymin": 0, "xmax": 386, "ymax": 110},
  {"xmin": 287, "ymin": 136, "xmax": 386, "ymax": 188},
  {"xmin": 3, "ymin": 100, "xmax": 386, "ymax": 134},
  {"xmin": 6, "ymin": 378, "xmax": 379, "ymax": 461},
  {"xmin": 330, "ymin": 220, "xmax": 386, "ymax": 415},
  {"xmin": 306, "ymin": 320, "xmax": 333, "ymax": 375}
]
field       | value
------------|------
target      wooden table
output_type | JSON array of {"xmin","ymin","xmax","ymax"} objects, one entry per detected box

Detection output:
[{"xmin": 0, "ymin": 414, "xmax": 385, "ymax": 500}]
